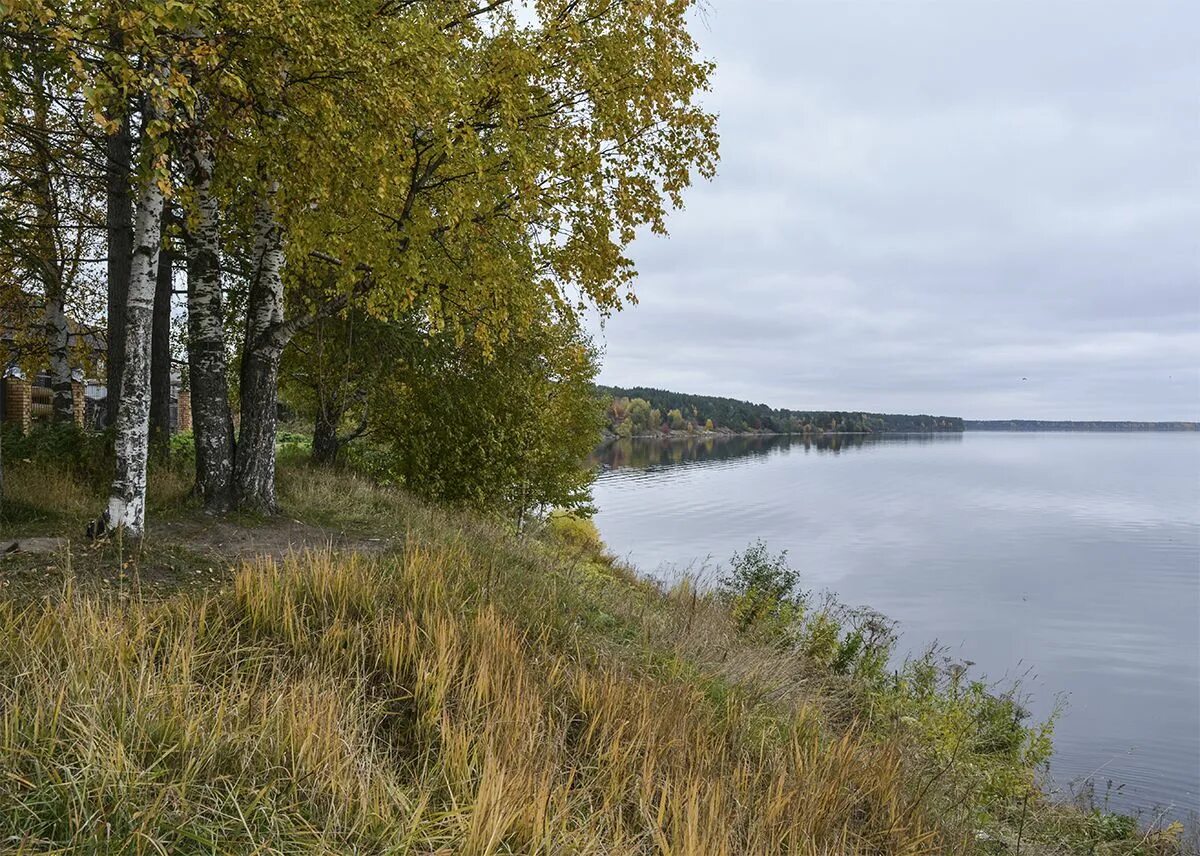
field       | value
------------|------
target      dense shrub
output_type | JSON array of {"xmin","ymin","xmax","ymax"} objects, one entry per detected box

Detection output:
[
  {"xmin": 371, "ymin": 311, "xmax": 603, "ymax": 525},
  {"xmin": 545, "ymin": 509, "xmax": 605, "ymax": 552},
  {"xmin": 718, "ymin": 540, "xmax": 804, "ymax": 635},
  {"xmin": 1, "ymin": 423, "xmax": 111, "ymax": 485},
  {"xmin": 717, "ymin": 540, "xmax": 893, "ymax": 680}
]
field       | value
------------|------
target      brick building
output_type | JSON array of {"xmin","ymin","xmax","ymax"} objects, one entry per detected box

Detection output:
[{"xmin": 1, "ymin": 313, "xmax": 190, "ymax": 436}]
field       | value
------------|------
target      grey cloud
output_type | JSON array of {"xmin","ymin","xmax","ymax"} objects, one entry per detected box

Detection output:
[{"xmin": 590, "ymin": 0, "xmax": 1200, "ymax": 420}]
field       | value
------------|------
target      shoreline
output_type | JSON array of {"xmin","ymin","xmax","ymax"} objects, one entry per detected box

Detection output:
[{"xmin": 600, "ymin": 425, "xmax": 1198, "ymax": 446}]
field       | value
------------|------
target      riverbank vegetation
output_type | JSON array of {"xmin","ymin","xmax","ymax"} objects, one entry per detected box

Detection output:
[
  {"xmin": 600, "ymin": 386, "xmax": 964, "ymax": 437},
  {"xmin": 2, "ymin": 441, "xmax": 1192, "ymax": 854}
]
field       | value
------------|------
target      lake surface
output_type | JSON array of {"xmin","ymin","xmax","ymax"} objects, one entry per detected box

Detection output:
[{"xmin": 591, "ymin": 432, "xmax": 1200, "ymax": 818}]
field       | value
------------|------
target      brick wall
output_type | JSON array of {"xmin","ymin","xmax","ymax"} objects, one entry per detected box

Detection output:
[
  {"xmin": 177, "ymin": 390, "xmax": 192, "ymax": 432},
  {"xmin": 72, "ymin": 380, "xmax": 85, "ymax": 427},
  {"xmin": 2, "ymin": 377, "xmax": 31, "ymax": 435}
]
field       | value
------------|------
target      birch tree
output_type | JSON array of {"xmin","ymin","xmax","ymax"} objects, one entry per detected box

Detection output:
[
  {"xmin": 214, "ymin": 0, "xmax": 718, "ymax": 511},
  {"xmin": 5, "ymin": 0, "xmax": 220, "ymax": 537},
  {"xmin": 147, "ymin": 216, "xmax": 175, "ymax": 458},
  {"xmin": 104, "ymin": 37, "xmax": 133, "ymax": 429},
  {"xmin": 183, "ymin": 145, "xmax": 234, "ymax": 511},
  {"xmin": 27, "ymin": 60, "xmax": 74, "ymax": 422},
  {"xmin": 105, "ymin": 150, "xmax": 162, "ymax": 535},
  {"xmin": 232, "ymin": 184, "xmax": 287, "ymax": 511}
]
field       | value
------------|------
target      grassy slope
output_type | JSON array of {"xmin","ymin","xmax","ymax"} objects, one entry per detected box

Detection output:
[{"xmin": 0, "ymin": 452, "xmax": 1191, "ymax": 855}]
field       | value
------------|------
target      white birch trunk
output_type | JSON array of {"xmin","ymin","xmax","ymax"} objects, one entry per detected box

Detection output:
[
  {"xmin": 105, "ymin": 171, "xmax": 163, "ymax": 538},
  {"xmin": 246, "ymin": 183, "xmax": 285, "ymax": 341}
]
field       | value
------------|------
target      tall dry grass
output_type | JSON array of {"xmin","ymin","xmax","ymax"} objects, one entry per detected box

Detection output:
[
  {"xmin": 1, "ymin": 463, "xmax": 95, "ymax": 523},
  {"xmin": 0, "ymin": 546, "xmax": 953, "ymax": 854},
  {"xmin": 1, "ymin": 456, "xmax": 192, "ymax": 537}
]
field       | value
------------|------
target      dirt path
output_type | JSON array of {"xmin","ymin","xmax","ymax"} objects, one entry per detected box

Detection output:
[
  {"xmin": 154, "ymin": 516, "xmax": 396, "ymax": 564},
  {"xmin": 2, "ymin": 515, "xmax": 398, "ymax": 601}
]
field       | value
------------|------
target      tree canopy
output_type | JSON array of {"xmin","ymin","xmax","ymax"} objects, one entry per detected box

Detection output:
[{"xmin": 1, "ymin": 0, "xmax": 719, "ymax": 534}]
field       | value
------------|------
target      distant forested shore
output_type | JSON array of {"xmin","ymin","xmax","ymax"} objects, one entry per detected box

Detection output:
[
  {"xmin": 599, "ymin": 386, "xmax": 1198, "ymax": 437},
  {"xmin": 599, "ymin": 386, "xmax": 963, "ymax": 436},
  {"xmin": 964, "ymin": 420, "xmax": 1199, "ymax": 432}
]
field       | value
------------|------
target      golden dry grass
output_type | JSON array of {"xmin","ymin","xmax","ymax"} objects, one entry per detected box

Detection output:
[
  {"xmin": 1, "ymin": 456, "xmax": 192, "ymax": 538},
  {"xmin": 2, "ymin": 462, "xmax": 94, "ymax": 521},
  {"xmin": 0, "ymin": 545, "xmax": 955, "ymax": 854}
]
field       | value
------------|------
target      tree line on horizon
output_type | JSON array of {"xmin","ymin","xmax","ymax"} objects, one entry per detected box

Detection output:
[
  {"xmin": 600, "ymin": 385, "xmax": 965, "ymax": 436},
  {"xmin": 0, "ymin": 0, "xmax": 719, "ymax": 535},
  {"xmin": 964, "ymin": 420, "xmax": 1198, "ymax": 432}
]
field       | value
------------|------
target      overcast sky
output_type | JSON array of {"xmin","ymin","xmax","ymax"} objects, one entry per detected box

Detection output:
[{"xmin": 589, "ymin": 0, "xmax": 1199, "ymax": 421}]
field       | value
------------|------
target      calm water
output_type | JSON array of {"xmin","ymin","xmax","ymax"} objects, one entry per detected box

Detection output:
[{"xmin": 592, "ymin": 432, "xmax": 1200, "ymax": 817}]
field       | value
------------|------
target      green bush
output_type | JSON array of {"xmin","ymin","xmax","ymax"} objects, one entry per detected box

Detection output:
[
  {"xmin": 1, "ymin": 423, "xmax": 111, "ymax": 485},
  {"xmin": 866, "ymin": 647, "xmax": 1055, "ymax": 811},
  {"xmin": 276, "ymin": 430, "xmax": 312, "ymax": 452},
  {"xmin": 341, "ymin": 440, "xmax": 394, "ymax": 483},
  {"xmin": 1086, "ymin": 809, "xmax": 1139, "ymax": 843},
  {"xmin": 717, "ymin": 542, "xmax": 893, "ymax": 679},
  {"xmin": 545, "ymin": 509, "xmax": 604, "ymax": 552},
  {"xmin": 168, "ymin": 431, "xmax": 195, "ymax": 464},
  {"xmin": 718, "ymin": 540, "xmax": 804, "ymax": 636}
]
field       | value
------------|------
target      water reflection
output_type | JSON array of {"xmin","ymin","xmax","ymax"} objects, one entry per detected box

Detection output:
[{"xmin": 594, "ymin": 432, "xmax": 963, "ymax": 472}]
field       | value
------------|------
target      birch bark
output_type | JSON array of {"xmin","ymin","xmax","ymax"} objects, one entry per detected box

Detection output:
[
  {"xmin": 44, "ymin": 295, "xmax": 73, "ymax": 422},
  {"xmin": 105, "ymin": 166, "xmax": 163, "ymax": 537},
  {"xmin": 105, "ymin": 115, "xmax": 134, "ymax": 429},
  {"xmin": 149, "ymin": 237, "xmax": 174, "ymax": 456},
  {"xmin": 185, "ymin": 149, "xmax": 235, "ymax": 511},
  {"xmin": 233, "ymin": 184, "xmax": 286, "ymax": 513}
]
